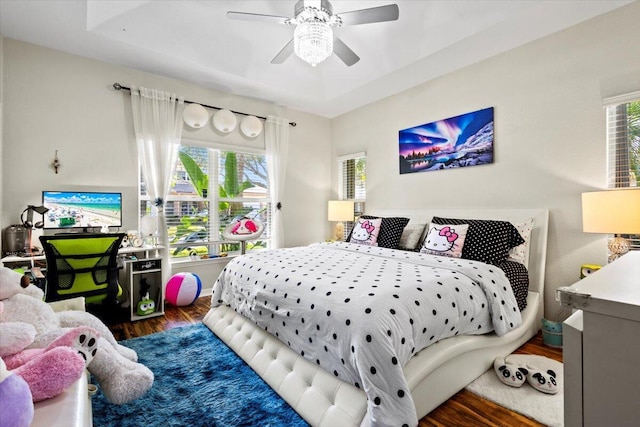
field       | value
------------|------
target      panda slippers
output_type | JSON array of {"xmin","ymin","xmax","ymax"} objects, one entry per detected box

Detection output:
[
  {"xmin": 493, "ymin": 356, "xmax": 559, "ymax": 394},
  {"xmin": 493, "ymin": 357, "xmax": 528, "ymax": 387},
  {"xmin": 525, "ymin": 363, "xmax": 558, "ymax": 394}
]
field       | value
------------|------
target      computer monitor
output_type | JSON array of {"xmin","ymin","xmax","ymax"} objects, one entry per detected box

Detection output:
[{"xmin": 42, "ymin": 191, "xmax": 122, "ymax": 230}]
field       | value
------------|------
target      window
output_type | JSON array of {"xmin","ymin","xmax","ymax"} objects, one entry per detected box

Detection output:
[
  {"xmin": 604, "ymin": 91, "xmax": 640, "ymax": 250},
  {"xmin": 140, "ymin": 143, "xmax": 271, "ymax": 258},
  {"xmin": 606, "ymin": 94, "xmax": 640, "ymax": 188},
  {"xmin": 337, "ymin": 152, "xmax": 366, "ymax": 238}
]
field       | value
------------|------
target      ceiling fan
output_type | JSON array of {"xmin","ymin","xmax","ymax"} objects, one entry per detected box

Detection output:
[{"xmin": 227, "ymin": 0, "xmax": 399, "ymax": 67}]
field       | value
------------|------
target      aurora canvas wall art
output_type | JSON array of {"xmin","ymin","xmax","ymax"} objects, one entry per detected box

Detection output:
[{"xmin": 399, "ymin": 107, "xmax": 494, "ymax": 174}]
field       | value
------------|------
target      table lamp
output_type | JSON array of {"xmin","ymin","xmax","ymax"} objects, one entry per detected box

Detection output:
[
  {"xmin": 328, "ymin": 200, "xmax": 354, "ymax": 241},
  {"xmin": 140, "ymin": 215, "xmax": 158, "ymax": 246},
  {"xmin": 582, "ymin": 188, "xmax": 640, "ymax": 262}
]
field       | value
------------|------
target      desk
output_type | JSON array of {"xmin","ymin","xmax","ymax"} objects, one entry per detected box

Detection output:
[
  {"xmin": 1, "ymin": 245, "xmax": 166, "ymax": 322},
  {"xmin": 1, "ymin": 245, "xmax": 162, "ymax": 266}
]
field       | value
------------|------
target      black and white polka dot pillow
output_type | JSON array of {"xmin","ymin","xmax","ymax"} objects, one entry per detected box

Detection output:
[
  {"xmin": 358, "ymin": 215, "xmax": 410, "ymax": 249},
  {"xmin": 492, "ymin": 259, "xmax": 530, "ymax": 311},
  {"xmin": 431, "ymin": 216, "xmax": 525, "ymax": 263}
]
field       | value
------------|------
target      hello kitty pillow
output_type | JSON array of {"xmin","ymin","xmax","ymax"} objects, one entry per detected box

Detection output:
[
  {"xmin": 348, "ymin": 217, "xmax": 382, "ymax": 246},
  {"xmin": 420, "ymin": 223, "xmax": 469, "ymax": 258}
]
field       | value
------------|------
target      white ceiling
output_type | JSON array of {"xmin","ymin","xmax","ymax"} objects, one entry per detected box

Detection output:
[{"xmin": 0, "ymin": 0, "xmax": 633, "ymax": 118}]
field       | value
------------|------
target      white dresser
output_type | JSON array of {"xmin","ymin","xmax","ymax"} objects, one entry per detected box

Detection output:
[{"xmin": 559, "ymin": 251, "xmax": 640, "ymax": 427}]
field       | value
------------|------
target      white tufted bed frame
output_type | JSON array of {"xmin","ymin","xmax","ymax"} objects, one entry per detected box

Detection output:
[{"xmin": 203, "ymin": 208, "xmax": 549, "ymax": 426}]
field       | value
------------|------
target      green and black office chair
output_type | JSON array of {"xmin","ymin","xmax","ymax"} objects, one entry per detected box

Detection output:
[{"xmin": 39, "ymin": 233, "xmax": 125, "ymax": 305}]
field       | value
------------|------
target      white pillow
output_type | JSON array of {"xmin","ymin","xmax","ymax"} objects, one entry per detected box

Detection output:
[
  {"xmin": 420, "ymin": 223, "xmax": 469, "ymax": 258},
  {"xmin": 398, "ymin": 223, "xmax": 427, "ymax": 250},
  {"xmin": 508, "ymin": 219, "xmax": 533, "ymax": 265}
]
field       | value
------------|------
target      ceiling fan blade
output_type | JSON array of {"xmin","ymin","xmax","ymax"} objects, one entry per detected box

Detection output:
[
  {"xmin": 338, "ymin": 4, "xmax": 399, "ymax": 26},
  {"xmin": 227, "ymin": 11, "xmax": 289, "ymax": 25},
  {"xmin": 333, "ymin": 36, "xmax": 360, "ymax": 66},
  {"xmin": 271, "ymin": 39, "xmax": 295, "ymax": 64}
]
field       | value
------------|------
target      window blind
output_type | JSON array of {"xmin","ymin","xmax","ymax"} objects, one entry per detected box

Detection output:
[
  {"xmin": 605, "ymin": 92, "xmax": 640, "ymax": 250},
  {"xmin": 337, "ymin": 152, "xmax": 366, "ymax": 239},
  {"xmin": 338, "ymin": 152, "xmax": 366, "ymax": 201}
]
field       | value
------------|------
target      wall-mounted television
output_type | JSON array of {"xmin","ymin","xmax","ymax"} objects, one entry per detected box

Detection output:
[{"xmin": 42, "ymin": 191, "xmax": 122, "ymax": 230}]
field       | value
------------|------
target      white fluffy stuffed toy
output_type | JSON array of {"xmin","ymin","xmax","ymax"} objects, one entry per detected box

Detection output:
[{"xmin": 0, "ymin": 267, "xmax": 153, "ymax": 404}]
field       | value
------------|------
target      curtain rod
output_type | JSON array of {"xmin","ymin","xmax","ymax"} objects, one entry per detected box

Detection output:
[{"xmin": 112, "ymin": 83, "xmax": 296, "ymax": 127}]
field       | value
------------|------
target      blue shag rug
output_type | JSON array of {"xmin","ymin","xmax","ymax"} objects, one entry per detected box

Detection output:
[{"xmin": 92, "ymin": 323, "xmax": 309, "ymax": 427}]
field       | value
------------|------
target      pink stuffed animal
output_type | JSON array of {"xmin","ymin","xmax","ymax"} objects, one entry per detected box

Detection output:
[
  {"xmin": 0, "ymin": 267, "xmax": 153, "ymax": 404},
  {"xmin": 0, "ymin": 300, "xmax": 98, "ymax": 402}
]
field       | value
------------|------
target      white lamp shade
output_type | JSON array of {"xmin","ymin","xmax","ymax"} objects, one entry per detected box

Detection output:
[
  {"xmin": 212, "ymin": 109, "xmax": 237, "ymax": 133},
  {"xmin": 327, "ymin": 200, "xmax": 355, "ymax": 222},
  {"xmin": 183, "ymin": 103, "xmax": 209, "ymax": 128},
  {"xmin": 240, "ymin": 115, "xmax": 263, "ymax": 137},
  {"xmin": 582, "ymin": 188, "xmax": 640, "ymax": 234}
]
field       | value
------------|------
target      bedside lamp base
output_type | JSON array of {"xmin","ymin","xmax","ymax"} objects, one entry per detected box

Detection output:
[{"xmin": 607, "ymin": 236, "xmax": 630, "ymax": 263}]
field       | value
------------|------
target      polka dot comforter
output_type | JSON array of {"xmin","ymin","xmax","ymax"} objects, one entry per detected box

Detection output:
[{"xmin": 212, "ymin": 242, "xmax": 522, "ymax": 427}]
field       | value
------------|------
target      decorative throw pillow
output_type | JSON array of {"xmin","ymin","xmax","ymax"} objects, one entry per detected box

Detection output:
[
  {"xmin": 420, "ymin": 223, "xmax": 469, "ymax": 258},
  {"xmin": 357, "ymin": 215, "xmax": 410, "ymax": 249},
  {"xmin": 492, "ymin": 259, "xmax": 530, "ymax": 311},
  {"xmin": 398, "ymin": 223, "xmax": 427, "ymax": 251},
  {"xmin": 507, "ymin": 219, "xmax": 533, "ymax": 265},
  {"xmin": 431, "ymin": 216, "xmax": 525, "ymax": 263},
  {"xmin": 348, "ymin": 217, "xmax": 382, "ymax": 246}
]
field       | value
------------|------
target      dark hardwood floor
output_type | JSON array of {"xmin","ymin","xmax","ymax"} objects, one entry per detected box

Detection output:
[
  {"xmin": 108, "ymin": 296, "xmax": 562, "ymax": 426},
  {"xmin": 107, "ymin": 296, "xmax": 211, "ymax": 341},
  {"xmin": 420, "ymin": 331, "xmax": 562, "ymax": 427}
]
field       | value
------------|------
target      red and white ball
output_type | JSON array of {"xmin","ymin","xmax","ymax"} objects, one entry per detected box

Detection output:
[{"xmin": 165, "ymin": 273, "xmax": 202, "ymax": 306}]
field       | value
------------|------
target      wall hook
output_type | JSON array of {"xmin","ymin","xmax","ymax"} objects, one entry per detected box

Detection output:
[{"xmin": 52, "ymin": 150, "xmax": 61, "ymax": 174}]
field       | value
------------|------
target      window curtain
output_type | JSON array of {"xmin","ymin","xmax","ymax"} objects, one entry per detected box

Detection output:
[
  {"xmin": 265, "ymin": 115, "xmax": 290, "ymax": 249},
  {"xmin": 130, "ymin": 86, "xmax": 185, "ymax": 283}
]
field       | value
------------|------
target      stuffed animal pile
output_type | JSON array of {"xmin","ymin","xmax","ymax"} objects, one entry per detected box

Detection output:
[
  {"xmin": 0, "ymin": 266, "xmax": 154, "ymax": 405},
  {"xmin": 0, "ymin": 299, "xmax": 95, "ymax": 402}
]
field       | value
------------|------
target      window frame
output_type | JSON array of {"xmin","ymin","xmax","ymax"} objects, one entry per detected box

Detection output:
[
  {"xmin": 337, "ymin": 152, "xmax": 366, "ymax": 239},
  {"xmin": 603, "ymin": 91, "xmax": 640, "ymax": 250},
  {"xmin": 140, "ymin": 139, "xmax": 271, "ymax": 260}
]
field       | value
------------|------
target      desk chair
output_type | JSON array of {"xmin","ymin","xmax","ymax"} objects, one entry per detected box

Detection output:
[
  {"xmin": 222, "ymin": 217, "xmax": 265, "ymax": 254},
  {"xmin": 39, "ymin": 233, "xmax": 125, "ymax": 305}
]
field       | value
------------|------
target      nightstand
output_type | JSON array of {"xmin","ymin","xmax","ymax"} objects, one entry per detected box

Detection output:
[{"xmin": 559, "ymin": 252, "xmax": 640, "ymax": 427}]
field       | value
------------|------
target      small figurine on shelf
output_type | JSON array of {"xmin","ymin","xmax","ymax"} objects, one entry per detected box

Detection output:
[
  {"xmin": 136, "ymin": 278, "xmax": 155, "ymax": 316},
  {"xmin": 136, "ymin": 293, "xmax": 155, "ymax": 316},
  {"xmin": 580, "ymin": 264, "xmax": 601, "ymax": 279}
]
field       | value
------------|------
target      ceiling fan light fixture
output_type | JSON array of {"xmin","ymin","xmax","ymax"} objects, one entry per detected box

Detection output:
[{"xmin": 294, "ymin": 21, "xmax": 333, "ymax": 67}]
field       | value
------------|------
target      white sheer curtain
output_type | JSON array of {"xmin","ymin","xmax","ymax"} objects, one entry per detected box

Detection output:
[
  {"xmin": 130, "ymin": 86, "xmax": 185, "ymax": 283},
  {"xmin": 265, "ymin": 115, "xmax": 290, "ymax": 249}
]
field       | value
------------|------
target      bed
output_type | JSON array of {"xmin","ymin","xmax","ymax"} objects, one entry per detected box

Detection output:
[{"xmin": 203, "ymin": 208, "xmax": 548, "ymax": 427}]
